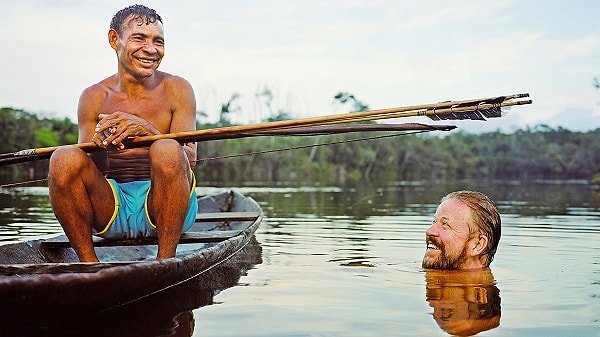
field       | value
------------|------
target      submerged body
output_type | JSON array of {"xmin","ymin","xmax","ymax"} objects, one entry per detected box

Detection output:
[{"xmin": 425, "ymin": 268, "xmax": 501, "ymax": 335}]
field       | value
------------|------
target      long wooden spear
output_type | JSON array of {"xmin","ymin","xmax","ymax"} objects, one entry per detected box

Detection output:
[
  {"xmin": 0, "ymin": 93, "xmax": 531, "ymax": 166},
  {"xmin": 0, "ymin": 123, "xmax": 455, "ymax": 166}
]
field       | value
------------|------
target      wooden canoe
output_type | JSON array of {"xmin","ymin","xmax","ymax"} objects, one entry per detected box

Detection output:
[
  {"xmin": 0, "ymin": 189, "xmax": 262, "ymax": 325},
  {"xmin": 6, "ymin": 235, "xmax": 263, "ymax": 336}
]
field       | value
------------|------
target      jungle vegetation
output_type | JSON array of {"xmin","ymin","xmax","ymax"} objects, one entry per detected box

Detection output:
[{"xmin": 1, "ymin": 103, "xmax": 599, "ymax": 186}]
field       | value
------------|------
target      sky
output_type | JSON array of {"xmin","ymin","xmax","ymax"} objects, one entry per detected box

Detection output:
[{"xmin": 1, "ymin": 0, "xmax": 600, "ymax": 133}]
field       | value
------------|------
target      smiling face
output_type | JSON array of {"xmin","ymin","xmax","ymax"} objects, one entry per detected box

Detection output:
[
  {"xmin": 109, "ymin": 15, "xmax": 164, "ymax": 79},
  {"xmin": 422, "ymin": 198, "xmax": 485, "ymax": 270}
]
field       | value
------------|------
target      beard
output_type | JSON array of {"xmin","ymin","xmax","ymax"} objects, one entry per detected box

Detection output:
[{"xmin": 422, "ymin": 236, "xmax": 469, "ymax": 270}]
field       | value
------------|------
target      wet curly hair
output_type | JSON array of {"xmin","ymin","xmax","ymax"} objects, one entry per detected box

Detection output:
[{"xmin": 109, "ymin": 4, "xmax": 163, "ymax": 35}]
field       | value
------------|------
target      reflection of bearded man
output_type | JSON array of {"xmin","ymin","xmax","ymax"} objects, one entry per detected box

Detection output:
[
  {"xmin": 422, "ymin": 191, "xmax": 501, "ymax": 270},
  {"xmin": 425, "ymin": 269, "xmax": 501, "ymax": 336}
]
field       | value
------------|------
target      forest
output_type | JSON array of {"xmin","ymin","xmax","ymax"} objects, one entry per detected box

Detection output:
[{"xmin": 1, "ymin": 106, "xmax": 599, "ymax": 186}]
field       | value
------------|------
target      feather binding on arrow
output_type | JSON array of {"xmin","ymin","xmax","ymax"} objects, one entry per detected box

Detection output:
[{"xmin": 426, "ymin": 94, "xmax": 528, "ymax": 121}]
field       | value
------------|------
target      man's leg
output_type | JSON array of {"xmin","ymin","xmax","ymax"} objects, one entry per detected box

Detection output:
[
  {"xmin": 48, "ymin": 147, "xmax": 115, "ymax": 262},
  {"xmin": 147, "ymin": 139, "xmax": 193, "ymax": 260}
]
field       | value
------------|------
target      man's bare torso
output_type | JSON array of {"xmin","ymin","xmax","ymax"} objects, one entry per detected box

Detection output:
[{"xmin": 83, "ymin": 72, "xmax": 179, "ymax": 182}]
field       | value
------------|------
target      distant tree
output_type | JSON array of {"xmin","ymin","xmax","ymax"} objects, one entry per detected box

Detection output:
[
  {"xmin": 255, "ymin": 86, "xmax": 274, "ymax": 116},
  {"xmin": 264, "ymin": 110, "xmax": 292, "ymax": 122},
  {"xmin": 588, "ymin": 77, "xmax": 600, "ymax": 182},
  {"xmin": 218, "ymin": 93, "xmax": 240, "ymax": 127},
  {"xmin": 333, "ymin": 92, "xmax": 369, "ymax": 112},
  {"xmin": 254, "ymin": 86, "xmax": 294, "ymax": 122},
  {"xmin": 35, "ymin": 128, "xmax": 58, "ymax": 147},
  {"xmin": 3, "ymin": 94, "xmax": 600, "ymax": 186},
  {"xmin": 0, "ymin": 108, "xmax": 78, "ymax": 183}
]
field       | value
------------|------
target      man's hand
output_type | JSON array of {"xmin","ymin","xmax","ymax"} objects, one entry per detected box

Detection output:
[{"xmin": 93, "ymin": 112, "xmax": 159, "ymax": 150}]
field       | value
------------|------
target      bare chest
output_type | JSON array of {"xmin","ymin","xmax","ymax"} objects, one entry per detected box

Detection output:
[{"xmin": 98, "ymin": 92, "xmax": 173, "ymax": 133}]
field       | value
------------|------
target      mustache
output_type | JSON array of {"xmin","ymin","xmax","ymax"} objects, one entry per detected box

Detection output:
[
  {"xmin": 423, "ymin": 235, "xmax": 468, "ymax": 270},
  {"xmin": 426, "ymin": 235, "xmax": 444, "ymax": 250},
  {"xmin": 423, "ymin": 235, "xmax": 457, "ymax": 270}
]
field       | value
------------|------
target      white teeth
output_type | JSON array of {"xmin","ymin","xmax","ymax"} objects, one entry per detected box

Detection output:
[{"xmin": 427, "ymin": 243, "xmax": 439, "ymax": 250}]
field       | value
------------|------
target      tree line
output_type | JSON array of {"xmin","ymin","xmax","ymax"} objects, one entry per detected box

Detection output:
[{"xmin": 1, "ymin": 106, "xmax": 599, "ymax": 186}]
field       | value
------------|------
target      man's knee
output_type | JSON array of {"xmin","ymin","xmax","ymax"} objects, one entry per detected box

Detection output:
[
  {"xmin": 49, "ymin": 147, "xmax": 88, "ymax": 175},
  {"xmin": 48, "ymin": 147, "xmax": 101, "ymax": 193},
  {"xmin": 149, "ymin": 139, "xmax": 188, "ymax": 174}
]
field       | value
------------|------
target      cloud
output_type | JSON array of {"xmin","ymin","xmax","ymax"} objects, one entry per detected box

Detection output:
[{"xmin": 1, "ymin": 1, "xmax": 599, "ymax": 133}]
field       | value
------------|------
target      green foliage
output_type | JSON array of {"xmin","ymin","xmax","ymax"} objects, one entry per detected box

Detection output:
[
  {"xmin": 218, "ymin": 93, "xmax": 240, "ymax": 127},
  {"xmin": 192, "ymin": 123, "xmax": 600, "ymax": 185},
  {"xmin": 35, "ymin": 128, "xmax": 58, "ymax": 147},
  {"xmin": 1, "ymin": 106, "xmax": 600, "ymax": 186},
  {"xmin": 334, "ymin": 92, "xmax": 369, "ymax": 112},
  {"xmin": 0, "ymin": 108, "xmax": 78, "ymax": 183},
  {"xmin": 0, "ymin": 107, "xmax": 37, "ymax": 152}
]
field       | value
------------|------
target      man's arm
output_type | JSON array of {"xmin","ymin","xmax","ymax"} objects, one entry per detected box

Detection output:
[
  {"xmin": 77, "ymin": 84, "xmax": 108, "ymax": 171},
  {"xmin": 168, "ymin": 76, "xmax": 198, "ymax": 167}
]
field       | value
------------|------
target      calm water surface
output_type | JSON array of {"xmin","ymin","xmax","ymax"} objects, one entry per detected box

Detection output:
[{"xmin": 1, "ymin": 181, "xmax": 599, "ymax": 336}]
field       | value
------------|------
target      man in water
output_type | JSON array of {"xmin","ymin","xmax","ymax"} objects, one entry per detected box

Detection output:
[
  {"xmin": 422, "ymin": 191, "xmax": 501, "ymax": 270},
  {"xmin": 48, "ymin": 5, "xmax": 198, "ymax": 262}
]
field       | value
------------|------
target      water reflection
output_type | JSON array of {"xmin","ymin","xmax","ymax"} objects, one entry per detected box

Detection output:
[
  {"xmin": 3, "ymin": 237, "xmax": 262, "ymax": 337},
  {"xmin": 0, "ymin": 187, "xmax": 61, "ymax": 242},
  {"xmin": 425, "ymin": 268, "xmax": 501, "ymax": 336},
  {"xmin": 1, "ymin": 183, "xmax": 599, "ymax": 336}
]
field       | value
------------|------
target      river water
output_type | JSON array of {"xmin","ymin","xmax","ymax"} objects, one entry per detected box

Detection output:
[{"xmin": 1, "ymin": 181, "xmax": 599, "ymax": 336}]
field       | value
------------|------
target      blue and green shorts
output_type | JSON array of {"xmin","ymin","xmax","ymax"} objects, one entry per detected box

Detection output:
[{"xmin": 94, "ymin": 174, "xmax": 197, "ymax": 239}]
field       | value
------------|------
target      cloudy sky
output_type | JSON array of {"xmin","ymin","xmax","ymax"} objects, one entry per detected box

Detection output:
[{"xmin": 2, "ymin": 0, "xmax": 599, "ymax": 133}]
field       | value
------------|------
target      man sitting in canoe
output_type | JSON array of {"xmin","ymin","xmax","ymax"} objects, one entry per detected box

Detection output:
[
  {"xmin": 47, "ymin": 4, "xmax": 198, "ymax": 262},
  {"xmin": 422, "ymin": 191, "xmax": 501, "ymax": 270}
]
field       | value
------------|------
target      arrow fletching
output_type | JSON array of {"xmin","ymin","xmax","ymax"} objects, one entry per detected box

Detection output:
[{"xmin": 426, "ymin": 93, "xmax": 530, "ymax": 121}]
